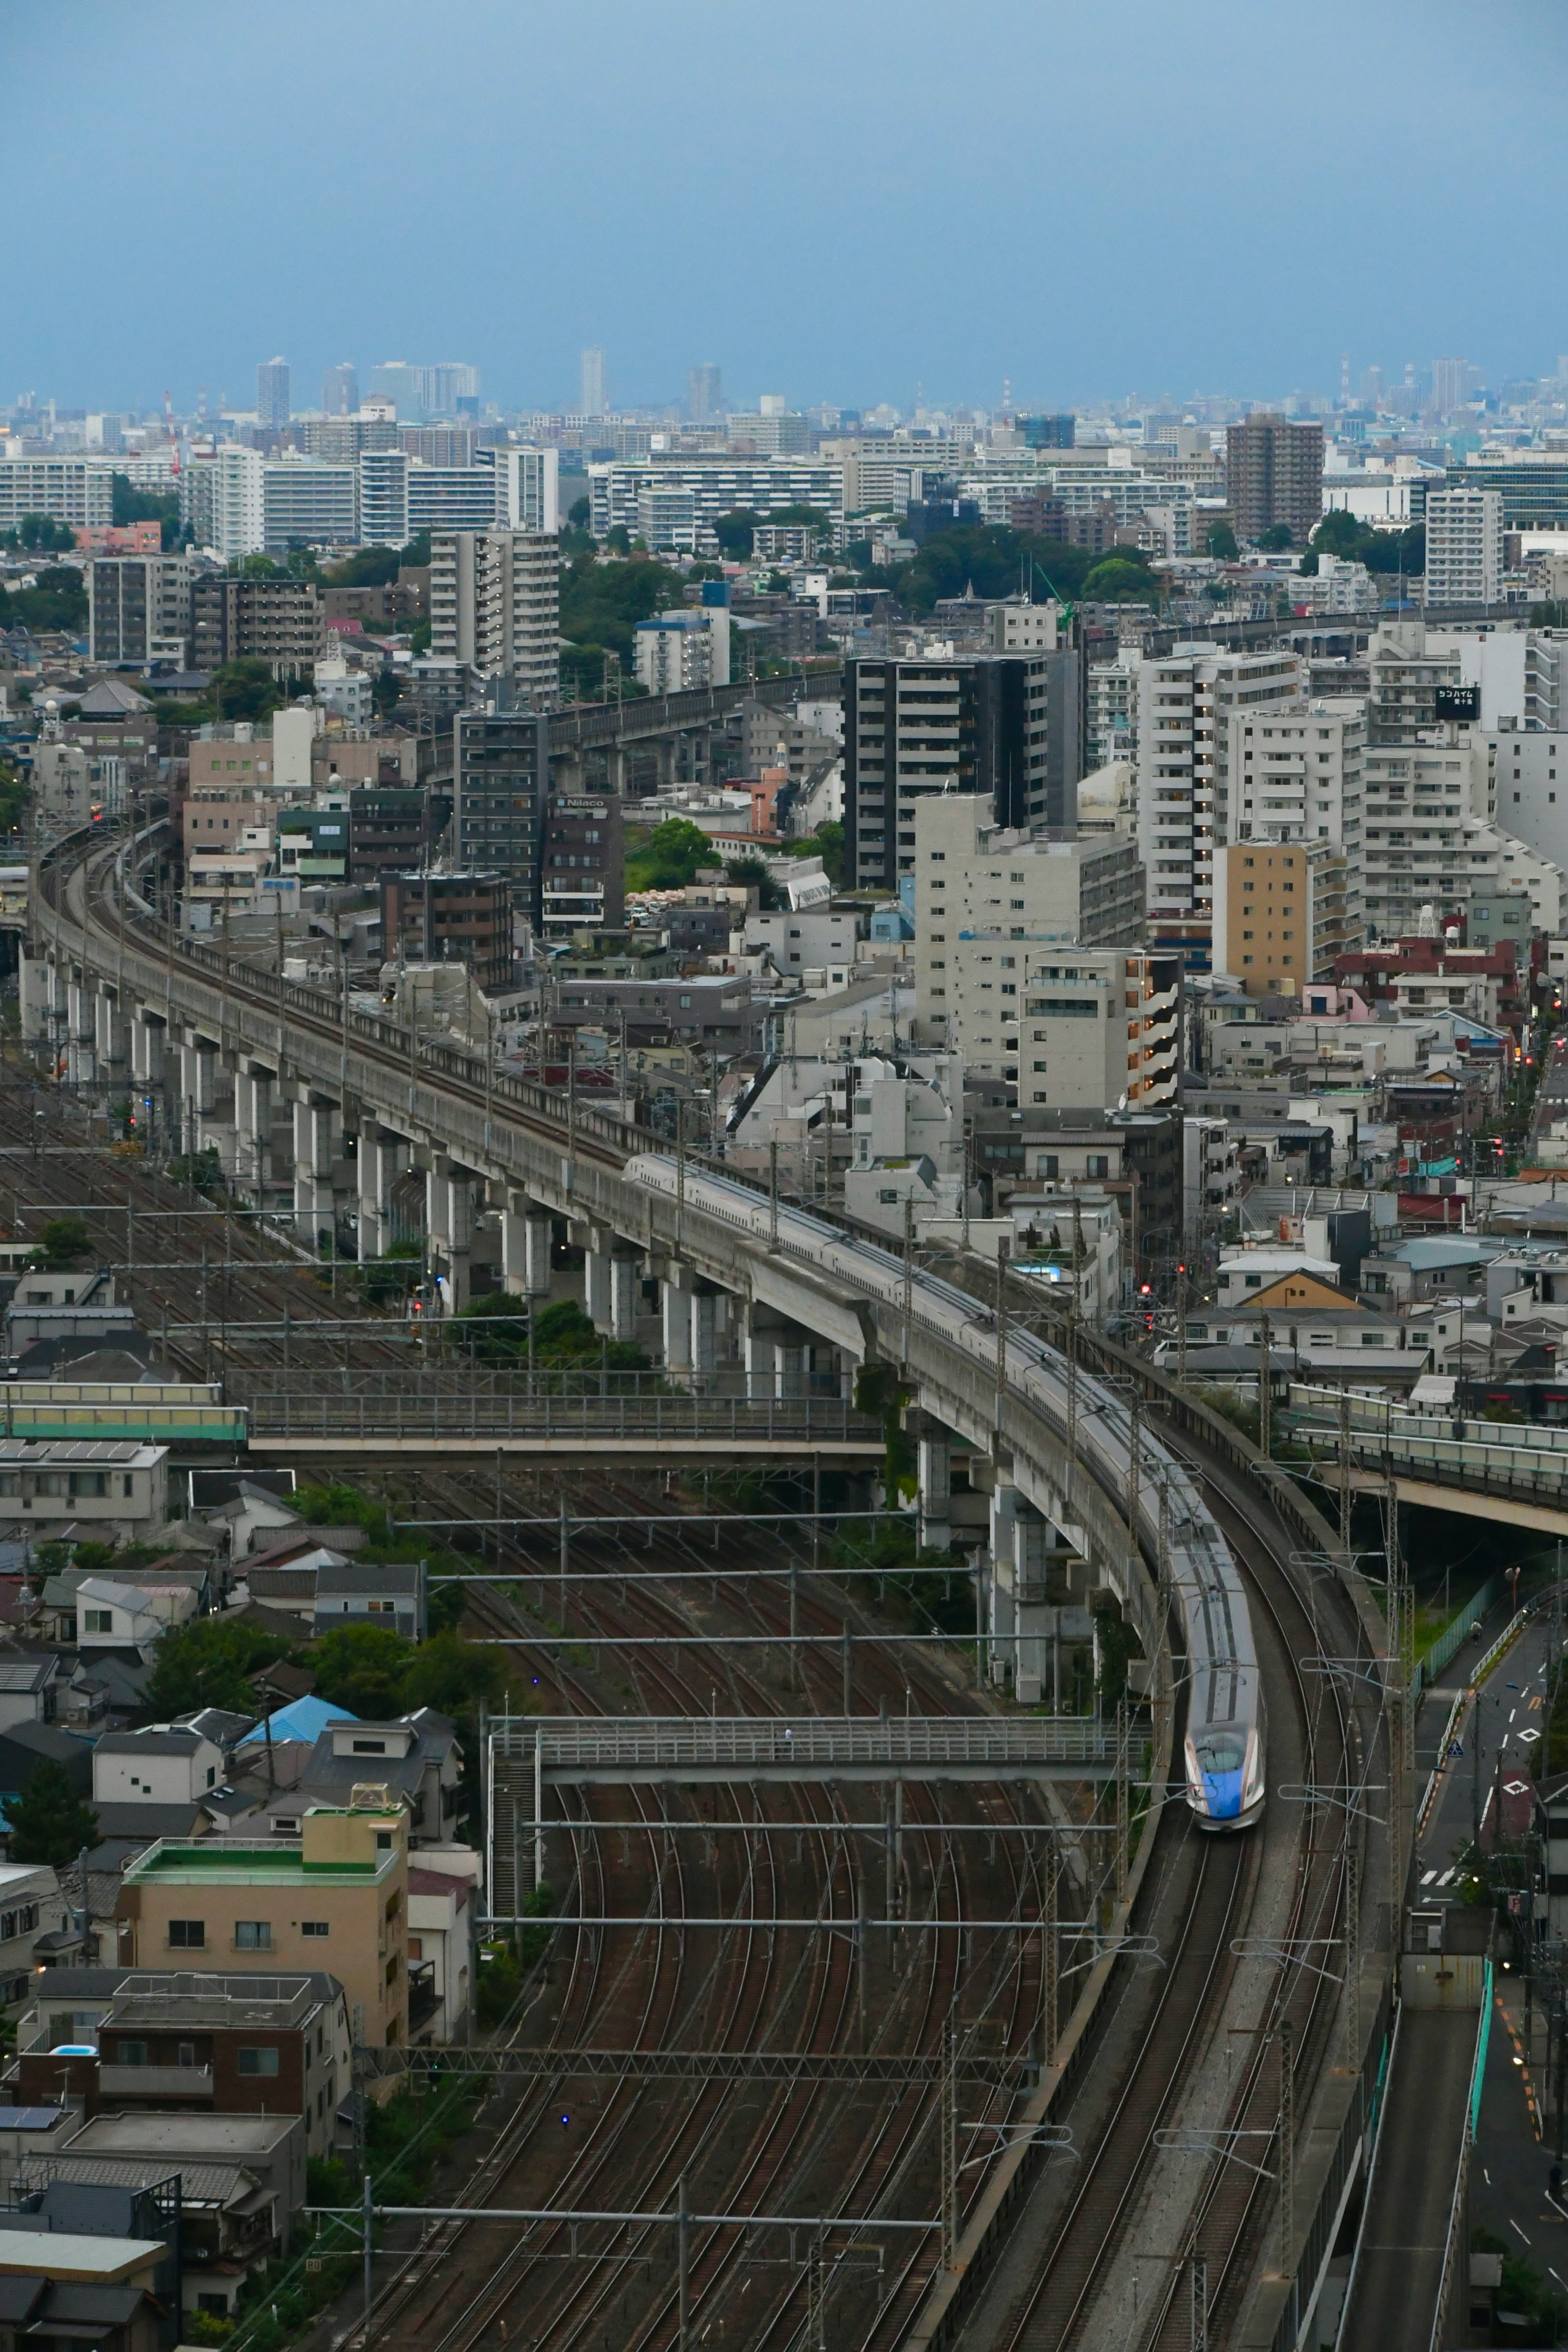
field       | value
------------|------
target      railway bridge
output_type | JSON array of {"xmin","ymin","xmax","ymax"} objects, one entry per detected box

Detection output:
[{"xmin": 25, "ymin": 826, "xmax": 1403, "ymax": 2351}]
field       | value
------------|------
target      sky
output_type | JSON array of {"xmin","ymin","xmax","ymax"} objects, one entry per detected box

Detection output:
[{"xmin": 11, "ymin": 0, "xmax": 1568, "ymax": 418}]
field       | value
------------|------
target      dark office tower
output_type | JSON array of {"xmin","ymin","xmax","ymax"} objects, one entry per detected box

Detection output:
[
  {"xmin": 688, "ymin": 363, "xmax": 723, "ymax": 422},
  {"xmin": 1020, "ymin": 413, "xmax": 1076, "ymax": 450},
  {"xmin": 256, "ymin": 357, "xmax": 291, "ymax": 429},
  {"xmin": 323, "ymin": 362, "xmax": 359, "ymax": 417},
  {"xmin": 1225, "ymin": 412, "xmax": 1324, "ymax": 546},
  {"xmin": 453, "ymin": 695, "xmax": 550, "ymax": 920},
  {"xmin": 844, "ymin": 646, "xmax": 1083, "ymax": 891}
]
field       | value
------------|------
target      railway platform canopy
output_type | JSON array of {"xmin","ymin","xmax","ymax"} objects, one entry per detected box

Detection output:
[{"xmin": 494, "ymin": 1713, "xmax": 1129, "ymax": 1785}]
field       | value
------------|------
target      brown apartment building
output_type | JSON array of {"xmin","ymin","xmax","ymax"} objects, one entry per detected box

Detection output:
[{"xmin": 1225, "ymin": 413, "xmax": 1324, "ymax": 547}]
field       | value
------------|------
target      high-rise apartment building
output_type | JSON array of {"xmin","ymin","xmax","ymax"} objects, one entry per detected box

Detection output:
[
  {"xmin": 260, "ymin": 457, "xmax": 358, "ymax": 552},
  {"xmin": 844, "ymin": 648, "xmax": 1084, "ymax": 891},
  {"xmin": 87, "ymin": 555, "xmax": 196, "ymax": 668},
  {"xmin": 406, "ymin": 467, "xmax": 499, "ymax": 535},
  {"xmin": 480, "ymin": 445, "xmax": 560, "ymax": 533},
  {"xmin": 1225, "ymin": 412, "xmax": 1324, "ymax": 545},
  {"xmin": 1423, "ymin": 487, "xmax": 1503, "ymax": 607},
  {"xmin": 322, "ymin": 363, "xmax": 359, "ymax": 417},
  {"xmin": 1225, "ymin": 695, "xmax": 1365, "ymax": 855},
  {"xmin": 688, "ymin": 364, "xmax": 723, "ymax": 421},
  {"xmin": 429, "ymin": 530, "xmax": 559, "ymax": 700},
  {"xmin": 581, "ymin": 347, "xmax": 607, "ymax": 419},
  {"xmin": 1136, "ymin": 648, "xmax": 1303, "ymax": 924},
  {"xmin": 358, "ymin": 449, "xmax": 410, "ymax": 548},
  {"xmin": 256, "ymin": 357, "xmax": 291, "ymax": 429},
  {"xmin": 634, "ymin": 610, "xmax": 731, "ymax": 693},
  {"xmin": 1366, "ymin": 620, "xmax": 1463, "ymax": 742}
]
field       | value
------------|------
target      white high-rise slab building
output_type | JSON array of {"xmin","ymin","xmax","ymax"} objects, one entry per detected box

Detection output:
[
  {"xmin": 1136, "ymin": 647, "xmax": 1303, "ymax": 923},
  {"xmin": 1423, "ymin": 486, "xmax": 1503, "ymax": 607},
  {"xmin": 581, "ymin": 347, "xmax": 607, "ymax": 419}
]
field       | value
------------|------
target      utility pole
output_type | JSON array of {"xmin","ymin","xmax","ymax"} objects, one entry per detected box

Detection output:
[
  {"xmin": 994, "ymin": 1236, "xmax": 1010, "ymax": 1441},
  {"xmin": 940, "ymin": 2022, "xmax": 958, "ymax": 2270},
  {"xmin": 1258, "ymin": 1313, "xmax": 1272, "ymax": 1459},
  {"xmin": 1339, "ymin": 1381, "xmax": 1353, "ymax": 1552},
  {"xmin": 902, "ymin": 1192, "xmax": 914, "ymax": 1370}
]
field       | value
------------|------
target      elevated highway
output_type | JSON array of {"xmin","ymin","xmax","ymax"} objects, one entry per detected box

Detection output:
[{"xmin": 30, "ymin": 827, "xmax": 1397, "ymax": 2349}]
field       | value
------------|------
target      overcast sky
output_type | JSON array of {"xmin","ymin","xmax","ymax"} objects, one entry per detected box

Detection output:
[{"xmin": 11, "ymin": 0, "xmax": 1567, "ymax": 416}]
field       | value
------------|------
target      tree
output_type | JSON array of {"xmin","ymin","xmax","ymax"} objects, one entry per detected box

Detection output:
[
  {"xmin": 34, "ymin": 1216, "xmax": 89, "ymax": 1269},
  {"xmin": 1205, "ymin": 522, "xmax": 1239, "ymax": 562},
  {"xmin": 402, "ymin": 1630, "xmax": 508, "ymax": 1718},
  {"xmin": 312, "ymin": 1622, "xmax": 413, "ymax": 1718},
  {"xmin": 6, "ymin": 1761, "xmax": 99, "ymax": 1868},
  {"xmin": 0, "ymin": 568, "xmax": 88, "ymax": 635},
  {"xmin": 212, "ymin": 658, "xmax": 286, "ymax": 723},
  {"xmin": 784, "ymin": 822, "xmax": 844, "ymax": 885},
  {"xmin": 1257, "ymin": 523, "xmax": 1294, "ymax": 551},
  {"xmin": 3, "ymin": 513, "xmax": 76, "ymax": 553},
  {"xmin": 624, "ymin": 817, "xmax": 719, "ymax": 891},
  {"xmin": 456, "ymin": 1291, "xmax": 530, "ymax": 1363},
  {"xmin": 568, "ymin": 496, "xmax": 591, "ymax": 528},
  {"xmin": 111, "ymin": 475, "xmax": 183, "ymax": 549},
  {"xmin": 1080, "ymin": 557, "xmax": 1155, "ymax": 603},
  {"xmin": 713, "ymin": 510, "xmax": 763, "ymax": 559},
  {"xmin": 1310, "ymin": 509, "xmax": 1364, "ymax": 559},
  {"xmin": 725, "ymin": 855, "xmax": 784, "ymax": 910},
  {"xmin": 145, "ymin": 1615, "xmax": 294, "ymax": 1716}
]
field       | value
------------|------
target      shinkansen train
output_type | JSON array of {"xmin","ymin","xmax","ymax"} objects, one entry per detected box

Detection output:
[{"xmin": 624, "ymin": 1155, "xmax": 1265, "ymax": 1832}]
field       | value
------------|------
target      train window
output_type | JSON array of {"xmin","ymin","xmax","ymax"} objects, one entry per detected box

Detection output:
[{"xmin": 1193, "ymin": 1735, "xmax": 1245, "ymax": 1774}]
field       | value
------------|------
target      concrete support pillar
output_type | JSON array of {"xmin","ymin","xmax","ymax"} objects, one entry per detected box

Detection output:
[
  {"xmin": 293, "ymin": 1097, "xmax": 337, "ymax": 1247},
  {"xmin": 68, "ymin": 982, "xmax": 90, "ymax": 1047},
  {"xmin": 94, "ymin": 992, "xmax": 127, "ymax": 1067},
  {"xmin": 236, "ymin": 1069, "xmax": 274, "ymax": 1196},
  {"xmin": 609, "ymin": 1253, "xmax": 639, "ymax": 1343},
  {"xmin": 690, "ymin": 1290, "xmax": 717, "ymax": 1382},
  {"xmin": 358, "ymin": 1130, "xmax": 405, "ymax": 1264},
  {"xmin": 918, "ymin": 1432, "xmax": 952, "ymax": 1553},
  {"xmin": 988, "ymin": 1483, "xmax": 1019, "ymax": 1689},
  {"xmin": 774, "ymin": 1341, "xmax": 806, "ymax": 1401},
  {"xmin": 428, "ymin": 1165, "xmax": 473, "ymax": 1313},
  {"xmin": 662, "ymin": 1268, "xmax": 693, "ymax": 1381},
  {"xmin": 131, "ymin": 1016, "xmax": 165, "ymax": 1088},
  {"xmin": 584, "ymin": 1242, "xmax": 612, "ymax": 1331},
  {"xmin": 180, "ymin": 1043, "xmax": 216, "ymax": 1115},
  {"xmin": 18, "ymin": 950, "xmax": 44, "ymax": 1047},
  {"xmin": 503, "ymin": 1200, "xmax": 554, "ymax": 1299}
]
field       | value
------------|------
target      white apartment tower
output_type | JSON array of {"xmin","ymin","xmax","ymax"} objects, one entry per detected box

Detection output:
[
  {"xmin": 1136, "ymin": 647, "xmax": 1303, "ymax": 924},
  {"xmin": 1423, "ymin": 487, "xmax": 1503, "ymax": 608},
  {"xmin": 429, "ymin": 530, "xmax": 559, "ymax": 701}
]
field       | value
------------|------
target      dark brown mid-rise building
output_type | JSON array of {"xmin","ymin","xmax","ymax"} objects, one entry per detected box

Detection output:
[
  {"xmin": 1225, "ymin": 413, "xmax": 1324, "ymax": 548},
  {"xmin": 381, "ymin": 869, "xmax": 513, "ymax": 989},
  {"xmin": 192, "ymin": 576, "xmax": 327, "ymax": 675}
]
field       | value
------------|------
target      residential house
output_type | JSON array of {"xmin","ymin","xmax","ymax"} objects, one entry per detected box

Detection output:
[
  {"xmin": 0, "ymin": 1657, "xmax": 59, "ymax": 1731},
  {"xmin": 0, "ymin": 1860, "xmax": 72, "ymax": 2005},
  {"xmin": 262, "ymin": 1713, "xmax": 461, "ymax": 1849},
  {"xmin": 116, "ymin": 1802, "xmax": 410, "ymax": 2049},
  {"xmin": 312, "ymin": 1561, "xmax": 426, "ymax": 1639},
  {"xmin": 408, "ymin": 1862, "xmax": 475, "ymax": 2042},
  {"xmin": 92, "ymin": 1728, "xmax": 227, "ymax": 1810}
]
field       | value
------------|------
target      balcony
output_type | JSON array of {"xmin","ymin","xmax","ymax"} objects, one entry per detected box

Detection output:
[{"xmin": 99, "ymin": 2062, "xmax": 214, "ymax": 2099}]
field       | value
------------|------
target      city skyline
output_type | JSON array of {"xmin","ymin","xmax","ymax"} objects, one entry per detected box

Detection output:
[{"xmin": 10, "ymin": 0, "xmax": 1568, "ymax": 414}]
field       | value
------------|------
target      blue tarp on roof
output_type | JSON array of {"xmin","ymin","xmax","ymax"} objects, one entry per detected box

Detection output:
[{"xmin": 237, "ymin": 1695, "xmax": 357, "ymax": 1748}]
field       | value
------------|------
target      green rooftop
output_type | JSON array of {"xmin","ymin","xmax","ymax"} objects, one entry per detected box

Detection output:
[{"xmin": 125, "ymin": 1841, "xmax": 386, "ymax": 1886}]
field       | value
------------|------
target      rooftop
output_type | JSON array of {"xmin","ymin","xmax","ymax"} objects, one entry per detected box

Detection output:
[{"xmin": 123, "ymin": 1830, "xmax": 394, "ymax": 1886}]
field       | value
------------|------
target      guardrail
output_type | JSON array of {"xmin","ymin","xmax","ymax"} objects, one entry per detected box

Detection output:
[
  {"xmin": 239, "ymin": 1387, "xmax": 883, "ymax": 1446},
  {"xmin": 1428, "ymin": 1959, "xmax": 1494, "ymax": 2352},
  {"xmin": 500, "ymin": 1714, "xmax": 1125, "ymax": 1771}
]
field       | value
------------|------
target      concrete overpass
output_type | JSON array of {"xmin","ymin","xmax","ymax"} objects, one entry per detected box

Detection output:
[{"xmin": 1287, "ymin": 1381, "xmax": 1568, "ymax": 1534}]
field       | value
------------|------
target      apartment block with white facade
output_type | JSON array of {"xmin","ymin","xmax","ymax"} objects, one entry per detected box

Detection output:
[
  {"xmin": 634, "ymin": 608, "xmax": 731, "ymax": 693},
  {"xmin": 1360, "ymin": 730, "xmax": 1564, "ymax": 936},
  {"xmin": 1087, "ymin": 650, "xmax": 1140, "ymax": 768},
  {"xmin": 1423, "ymin": 487, "xmax": 1503, "ymax": 607},
  {"xmin": 926, "ymin": 940, "xmax": 1179, "ymax": 1107},
  {"xmin": 0, "ymin": 457, "xmax": 114, "ymax": 531},
  {"xmin": 1224, "ymin": 696, "xmax": 1365, "ymax": 858},
  {"xmin": 429, "ymin": 529, "xmax": 559, "ymax": 701},
  {"xmin": 590, "ymin": 458, "xmax": 845, "ymax": 541},
  {"xmin": 1136, "ymin": 647, "xmax": 1304, "ymax": 924}
]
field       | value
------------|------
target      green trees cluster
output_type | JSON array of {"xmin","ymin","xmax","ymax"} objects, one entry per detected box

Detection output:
[
  {"xmin": 624, "ymin": 816, "xmax": 719, "ymax": 891},
  {"xmin": 1, "ymin": 513, "xmax": 76, "ymax": 553},
  {"xmin": 455, "ymin": 1294, "xmax": 648, "ymax": 1375},
  {"xmin": 110, "ymin": 474, "xmax": 183, "ymax": 550},
  {"xmin": 5, "ymin": 1761, "xmax": 99, "ymax": 1867},
  {"xmin": 867, "ymin": 522, "xmax": 1158, "ymax": 613},
  {"xmin": 1305, "ymin": 510, "xmax": 1425, "ymax": 578},
  {"xmin": 0, "ymin": 567, "xmax": 87, "ymax": 636},
  {"xmin": 559, "ymin": 550, "xmax": 686, "ymax": 698}
]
